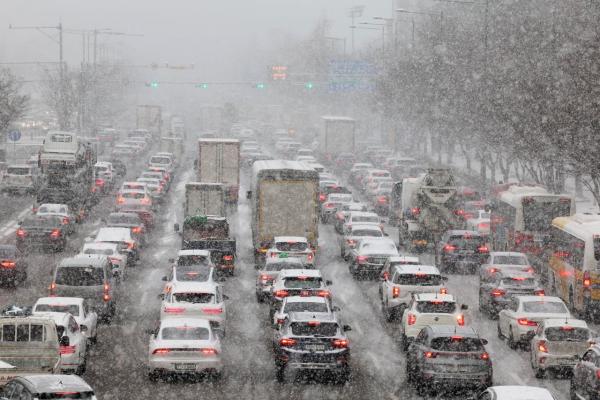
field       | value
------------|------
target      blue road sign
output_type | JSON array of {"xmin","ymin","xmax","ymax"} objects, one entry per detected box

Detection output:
[{"xmin": 7, "ymin": 130, "xmax": 21, "ymax": 142}]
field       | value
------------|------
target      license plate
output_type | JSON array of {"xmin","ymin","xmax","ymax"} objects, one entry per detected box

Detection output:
[
  {"xmin": 174, "ymin": 363, "xmax": 196, "ymax": 371},
  {"xmin": 305, "ymin": 344, "xmax": 325, "ymax": 352}
]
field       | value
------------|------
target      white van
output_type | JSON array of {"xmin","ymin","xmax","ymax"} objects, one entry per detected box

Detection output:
[
  {"xmin": 1, "ymin": 165, "xmax": 38, "ymax": 193},
  {"xmin": 0, "ymin": 317, "xmax": 61, "ymax": 385}
]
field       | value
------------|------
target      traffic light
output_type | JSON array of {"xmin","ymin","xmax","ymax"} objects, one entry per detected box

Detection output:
[
  {"xmin": 255, "ymin": 83, "xmax": 266, "ymax": 89},
  {"xmin": 305, "ymin": 82, "xmax": 314, "ymax": 89},
  {"xmin": 148, "ymin": 81, "xmax": 159, "ymax": 88},
  {"xmin": 196, "ymin": 83, "xmax": 209, "ymax": 89}
]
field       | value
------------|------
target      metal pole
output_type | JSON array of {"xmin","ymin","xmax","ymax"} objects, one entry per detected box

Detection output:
[
  {"xmin": 58, "ymin": 22, "xmax": 65, "ymax": 130},
  {"xmin": 351, "ymin": 14, "xmax": 355, "ymax": 54},
  {"xmin": 412, "ymin": 18, "xmax": 415, "ymax": 48}
]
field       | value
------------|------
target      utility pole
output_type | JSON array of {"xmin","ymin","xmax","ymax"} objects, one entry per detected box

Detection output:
[{"xmin": 348, "ymin": 5, "xmax": 365, "ymax": 55}]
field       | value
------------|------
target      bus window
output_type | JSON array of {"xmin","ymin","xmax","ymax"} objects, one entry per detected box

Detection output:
[
  {"xmin": 594, "ymin": 236, "xmax": 600, "ymax": 262},
  {"xmin": 523, "ymin": 200, "xmax": 571, "ymax": 232}
]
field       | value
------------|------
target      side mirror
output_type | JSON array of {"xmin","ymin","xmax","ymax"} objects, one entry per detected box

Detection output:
[
  {"xmin": 246, "ymin": 191, "xmax": 252, "ymax": 200},
  {"xmin": 481, "ymin": 338, "xmax": 489, "ymax": 345},
  {"xmin": 525, "ymin": 331, "xmax": 536, "ymax": 340},
  {"xmin": 173, "ymin": 223, "xmax": 179, "ymax": 232},
  {"xmin": 59, "ymin": 335, "xmax": 70, "ymax": 346},
  {"xmin": 254, "ymin": 264, "xmax": 261, "ymax": 270},
  {"xmin": 145, "ymin": 328, "xmax": 157, "ymax": 335},
  {"xmin": 80, "ymin": 324, "xmax": 88, "ymax": 332},
  {"xmin": 161, "ymin": 276, "xmax": 168, "ymax": 282},
  {"xmin": 441, "ymin": 276, "xmax": 449, "ymax": 281},
  {"xmin": 343, "ymin": 324, "xmax": 352, "ymax": 332},
  {"xmin": 461, "ymin": 304, "xmax": 469, "ymax": 310},
  {"xmin": 384, "ymin": 232, "xmax": 389, "ymax": 237},
  {"xmin": 326, "ymin": 280, "xmax": 333, "ymax": 286},
  {"xmin": 332, "ymin": 306, "xmax": 341, "ymax": 312},
  {"xmin": 157, "ymin": 293, "xmax": 165, "ymax": 300},
  {"xmin": 223, "ymin": 294, "xmax": 230, "ymax": 301}
]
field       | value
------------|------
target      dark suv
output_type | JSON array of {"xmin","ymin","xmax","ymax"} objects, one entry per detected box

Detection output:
[
  {"xmin": 479, "ymin": 271, "xmax": 544, "ymax": 318},
  {"xmin": 273, "ymin": 311, "xmax": 351, "ymax": 383},
  {"xmin": 0, "ymin": 245, "xmax": 27, "ymax": 286},
  {"xmin": 437, "ymin": 230, "xmax": 489, "ymax": 273},
  {"xmin": 16, "ymin": 215, "xmax": 68, "ymax": 252},
  {"xmin": 406, "ymin": 325, "xmax": 493, "ymax": 396}
]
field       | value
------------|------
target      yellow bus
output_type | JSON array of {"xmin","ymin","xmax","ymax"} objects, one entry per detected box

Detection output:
[{"xmin": 547, "ymin": 213, "xmax": 600, "ymax": 318}]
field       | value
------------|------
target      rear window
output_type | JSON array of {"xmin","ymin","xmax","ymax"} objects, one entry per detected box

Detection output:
[
  {"xmin": 351, "ymin": 229, "xmax": 382, "ymax": 237},
  {"xmin": 161, "ymin": 326, "xmax": 209, "ymax": 340},
  {"xmin": 416, "ymin": 301, "xmax": 456, "ymax": 314},
  {"xmin": 55, "ymin": 266, "xmax": 104, "ymax": 286},
  {"xmin": 177, "ymin": 255, "xmax": 210, "ymax": 267},
  {"xmin": 284, "ymin": 277, "xmax": 322, "ymax": 289},
  {"xmin": 522, "ymin": 301, "xmax": 568, "ymax": 314},
  {"xmin": 493, "ymin": 255, "xmax": 527, "ymax": 265},
  {"xmin": 0, "ymin": 247, "xmax": 15, "ymax": 258},
  {"xmin": 448, "ymin": 235, "xmax": 485, "ymax": 250},
  {"xmin": 6, "ymin": 167, "xmax": 30, "ymax": 175},
  {"xmin": 284, "ymin": 302, "xmax": 328, "ymax": 313},
  {"xmin": 175, "ymin": 267, "xmax": 211, "ymax": 282},
  {"xmin": 83, "ymin": 248, "xmax": 114, "ymax": 256},
  {"xmin": 429, "ymin": 337, "xmax": 485, "ymax": 352},
  {"xmin": 35, "ymin": 304, "xmax": 79, "ymax": 316},
  {"xmin": 1, "ymin": 323, "xmax": 45, "ymax": 342},
  {"xmin": 290, "ymin": 322, "xmax": 338, "ymax": 336},
  {"xmin": 22, "ymin": 216, "xmax": 61, "ymax": 228},
  {"xmin": 545, "ymin": 327, "xmax": 589, "ymax": 341},
  {"xmin": 173, "ymin": 293, "xmax": 214, "ymax": 304},
  {"xmin": 394, "ymin": 274, "xmax": 442, "ymax": 286},
  {"xmin": 275, "ymin": 242, "xmax": 308, "ymax": 252},
  {"xmin": 353, "ymin": 216, "xmax": 379, "ymax": 223},
  {"xmin": 264, "ymin": 262, "xmax": 305, "ymax": 272},
  {"xmin": 150, "ymin": 156, "xmax": 171, "ymax": 165},
  {"xmin": 108, "ymin": 214, "xmax": 140, "ymax": 225}
]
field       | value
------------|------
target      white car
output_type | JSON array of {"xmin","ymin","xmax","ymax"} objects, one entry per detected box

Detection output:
[
  {"xmin": 348, "ymin": 237, "xmax": 399, "ymax": 278},
  {"xmin": 31, "ymin": 311, "xmax": 88, "ymax": 375},
  {"xmin": 36, "ymin": 203, "xmax": 77, "ymax": 234},
  {"xmin": 268, "ymin": 269, "xmax": 332, "ymax": 318},
  {"xmin": 266, "ymin": 236, "xmax": 314, "ymax": 265},
  {"xmin": 466, "ymin": 210, "xmax": 491, "ymax": 236},
  {"xmin": 400, "ymin": 293, "xmax": 468, "ymax": 351},
  {"xmin": 321, "ymin": 193, "xmax": 354, "ymax": 223},
  {"xmin": 93, "ymin": 161, "xmax": 114, "ymax": 191},
  {"xmin": 480, "ymin": 251, "xmax": 534, "ymax": 283},
  {"xmin": 33, "ymin": 297, "xmax": 98, "ymax": 344},
  {"xmin": 162, "ymin": 262, "xmax": 217, "ymax": 295},
  {"xmin": 147, "ymin": 318, "xmax": 222, "ymax": 381},
  {"xmin": 89, "ymin": 227, "xmax": 138, "ymax": 265},
  {"xmin": 272, "ymin": 295, "xmax": 338, "ymax": 328},
  {"xmin": 497, "ymin": 295, "xmax": 571, "ymax": 350},
  {"xmin": 478, "ymin": 386, "xmax": 557, "ymax": 400},
  {"xmin": 380, "ymin": 264, "xmax": 448, "ymax": 322},
  {"xmin": 160, "ymin": 281, "xmax": 228, "ymax": 333},
  {"xmin": 343, "ymin": 211, "xmax": 383, "ymax": 232},
  {"xmin": 148, "ymin": 154, "xmax": 174, "ymax": 173},
  {"xmin": 529, "ymin": 318, "xmax": 593, "ymax": 378},
  {"xmin": 296, "ymin": 155, "xmax": 316, "ymax": 164},
  {"xmin": 255, "ymin": 257, "xmax": 306, "ymax": 302},
  {"xmin": 81, "ymin": 242, "xmax": 127, "ymax": 278},
  {"xmin": 119, "ymin": 181, "xmax": 150, "ymax": 196},
  {"xmin": 339, "ymin": 223, "xmax": 384, "ymax": 260},
  {"xmin": 136, "ymin": 177, "xmax": 164, "ymax": 202},
  {"xmin": 116, "ymin": 189, "xmax": 152, "ymax": 210}
]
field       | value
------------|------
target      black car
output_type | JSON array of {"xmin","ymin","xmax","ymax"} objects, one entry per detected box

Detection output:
[
  {"xmin": 406, "ymin": 325, "xmax": 493, "ymax": 396},
  {"xmin": 436, "ymin": 230, "xmax": 489, "ymax": 274},
  {"xmin": 109, "ymin": 158, "xmax": 127, "ymax": 177},
  {"xmin": 16, "ymin": 215, "xmax": 68, "ymax": 252},
  {"xmin": 0, "ymin": 245, "xmax": 27, "ymax": 286},
  {"xmin": 273, "ymin": 311, "xmax": 351, "ymax": 383},
  {"xmin": 478, "ymin": 271, "xmax": 544, "ymax": 318},
  {"xmin": 106, "ymin": 212, "xmax": 147, "ymax": 247}
]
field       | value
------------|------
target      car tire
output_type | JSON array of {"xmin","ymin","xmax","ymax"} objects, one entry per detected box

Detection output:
[
  {"xmin": 336, "ymin": 366, "xmax": 350, "ymax": 384},
  {"xmin": 76, "ymin": 354, "xmax": 87, "ymax": 375},
  {"xmin": 534, "ymin": 366, "xmax": 545, "ymax": 379},
  {"xmin": 256, "ymin": 292, "xmax": 264, "ymax": 303},
  {"xmin": 508, "ymin": 329, "xmax": 518, "ymax": 350},
  {"xmin": 148, "ymin": 370, "xmax": 160, "ymax": 382},
  {"xmin": 276, "ymin": 365, "xmax": 287, "ymax": 383},
  {"xmin": 401, "ymin": 333, "xmax": 409, "ymax": 352}
]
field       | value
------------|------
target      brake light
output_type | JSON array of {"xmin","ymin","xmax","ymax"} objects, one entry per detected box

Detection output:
[
  {"xmin": 534, "ymin": 289, "xmax": 545, "ymax": 296},
  {"xmin": 16, "ymin": 228, "xmax": 26, "ymax": 238},
  {"xmin": 62, "ymin": 217, "xmax": 69, "ymax": 225},
  {"xmin": 117, "ymin": 196, "xmax": 125, "ymax": 204},
  {"xmin": 203, "ymin": 307, "xmax": 223, "ymax": 315},
  {"xmin": 59, "ymin": 345, "xmax": 76, "ymax": 355},
  {"xmin": 346, "ymin": 239, "xmax": 356, "ymax": 247},
  {"xmin": 307, "ymin": 321, "xmax": 320, "ymax": 327},
  {"xmin": 454, "ymin": 209, "xmax": 465, "ymax": 216},
  {"xmin": 50, "ymin": 229, "xmax": 61, "ymax": 238},
  {"xmin": 49, "ymin": 282, "xmax": 56, "ymax": 294},
  {"xmin": 152, "ymin": 348, "xmax": 170, "ymax": 355},
  {"xmin": 357, "ymin": 255, "xmax": 368, "ymax": 264},
  {"xmin": 95, "ymin": 178, "xmax": 105, "ymax": 186},
  {"xmin": 377, "ymin": 196, "xmax": 388, "ymax": 204},
  {"xmin": 392, "ymin": 286, "xmax": 400, "ymax": 298},
  {"xmin": 141, "ymin": 198, "xmax": 151, "ymax": 205},
  {"xmin": 164, "ymin": 307, "xmax": 185, "ymax": 314},
  {"xmin": 108, "ymin": 257, "xmax": 120, "ymax": 265},
  {"xmin": 538, "ymin": 340, "xmax": 548, "ymax": 353},
  {"xmin": 332, "ymin": 339, "xmax": 349, "ymax": 348},
  {"xmin": 424, "ymin": 351, "xmax": 437, "ymax": 358},
  {"xmin": 127, "ymin": 241, "xmax": 134, "ymax": 249},
  {"xmin": 276, "ymin": 318, "xmax": 285, "ymax": 325},
  {"xmin": 478, "ymin": 246, "xmax": 489, "ymax": 253},
  {"xmin": 407, "ymin": 313, "xmax": 416, "ymax": 325},
  {"xmin": 223, "ymin": 255, "xmax": 234, "ymax": 262},
  {"xmin": 0, "ymin": 260, "xmax": 15, "ymax": 269},
  {"xmin": 457, "ymin": 314, "xmax": 465, "ymax": 326},
  {"xmin": 200, "ymin": 348, "xmax": 218, "ymax": 355},
  {"xmin": 488, "ymin": 267, "xmax": 499, "ymax": 274},
  {"xmin": 480, "ymin": 352, "xmax": 490, "ymax": 360},
  {"xmin": 325, "ymin": 203, "xmax": 335, "ymax": 208},
  {"xmin": 440, "ymin": 287, "xmax": 448, "ymax": 294},
  {"xmin": 260, "ymin": 274, "xmax": 274, "ymax": 282},
  {"xmin": 279, "ymin": 338, "xmax": 297, "ymax": 347},
  {"xmin": 596, "ymin": 369, "xmax": 600, "ymax": 380},
  {"xmin": 478, "ymin": 222, "xmax": 490, "ymax": 229},
  {"xmin": 584, "ymin": 271, "xmax": 592, "ymax": 289},
  {"xmin": 518, "ymin": 318, "xmax": 537, "ymax": 326},
  {"xmin": 132, "ymin": 226, "xmax": 142, "ymax": 234},
  {"xmin": 382, "ymin": 271, "xmax": 390, "ymax": 281},
  {"xmin": 317, "ymin": 290, "xmax": 331, "ymax": 298},
  {"xmin": 274, "ymin": 290, "xmax": 289, "ymax": 298},
  {"xmin": 443, "ymin": 244, "xmax": 456, "ymax": 253},
  {"xmin": 411, "ymin": 207, "xmax": 420, "ymax": 216},
  {"xmin": 524, "ymin": 266, "xmax": 535, "ymax": 273},
  {"xmin": 319, "ymin": 194, "xmax": 326, "ymax": 202},
  {"xmin": 307, "ymin": 253, "xmax": 314, "ymax": 261},
  {"xmin": 491, "ymin": 289, "xmax": 506, "ymax": 297}
]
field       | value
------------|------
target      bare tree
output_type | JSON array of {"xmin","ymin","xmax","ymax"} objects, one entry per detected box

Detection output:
[{"xmin": 0, "ymin": 68, "xmax": 29, "ymax": 133}]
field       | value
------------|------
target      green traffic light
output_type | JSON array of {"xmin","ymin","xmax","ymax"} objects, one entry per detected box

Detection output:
[
  {"xmin": 305, "ymin": 82, "xmax": 314, "ymax": 89},
  {"xmin": 256, "ymin": 83, "xmax": 266, "ymax": 89},
  {"xmin": 149, "ymin": 81, "xmax": 159, "ymax": 88},
  {"xmin": 196, "ymin": 83, "xmax": 209, "ymax": 89}
]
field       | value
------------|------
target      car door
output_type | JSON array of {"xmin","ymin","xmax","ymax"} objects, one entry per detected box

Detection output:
[
  {"xmin": 82, "ymin": 301, "xmax": 97, "ymax": 338},
  {"xmin": 500, "ymin": 298, "xmax": 518, "ymax": 336}
]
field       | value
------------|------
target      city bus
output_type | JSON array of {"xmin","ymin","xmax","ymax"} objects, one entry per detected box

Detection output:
[
  {"xmin": 546, "ymin": 213, "xmax": 600, "ymax": 318},
  {"xmin": 490, "ymin": 184, "xmax": 574, "ymax": 258}
]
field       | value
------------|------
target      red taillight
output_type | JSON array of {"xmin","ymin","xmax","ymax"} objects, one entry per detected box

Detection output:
[
  {"xmin": 203, "ymin": 307, "xmax": 223, "ymax": 315},
  {"xmin": 377, "ymin": 196, "xmax": 388, "ymax": 204},
  {"xmin": 440, "ymin": 287, "xmax": 448, "ymax": 294},
  {"xmin": 491, "ymin": 289, "xmax": 506, "ymax": 297},
  {"xmin": 480, "ymin": 352, "xmax": 490, "ymax": 360},
  {"xmin": 59, "ymin": 345, "xmax": 76, "ymax": 355},
  {"xmin": 478, "ymin": 246, "xmax": 489, "ymax": 253},
  {"xmin": 132, "ymin": 226, "xmax": 142, "ymax": 234},
  {"xmin": 392, "ymin": 286, "xmax": 400, "ymax": 298},
  {"xmin": 457, "ymin": 314, "xmax": 465, "ymax": 326},
  {"xmin": 152, "ymin": 348, "xmax": 171, "ymax": 355},
  {"xmin": 534, "ymin": 289, "xmax": 545, "ymax": 296},
  {"xmin": 325, "ymin": 203, "xmax": 335, "ymax": 209},
  {"xmin": 274, "ymin": 290, "xmax": 289, "ymax": 298},
  {"xmin": 164, "ymin": 307, "xmax": 185, "ymax": 314},
  {"xmin": 108, "ymin": 257, "xmax": 120, "ymax": 265},
  {"xmin": 524, "ymin": 266, "xmax": 535, "ymax": 274},
  {"xmin": 127, "ymin": 241, "xmax": 134, "ymax": 250},
  {"xmin": 443, "ymin": 244, "xmax": 456, "ymax": 253},
  {"xmin": 357, "ymin": 255, "xmax": 368, "ymax": 264},
  {"xmin": 62, "ymin": 217, "xmax": 69, "ymax": 225},
  {"xmin": 307, "ymin": 320, "xmax": 320, "ymax": 327},
  {"xmin": 307, "ymin": 253, "xmax": 314, "ymax": 261},
  {"xmin": 95, "ymin": 178, "xmax": 105, "ymax": 186},
  {"xmin": 407, "ymin": 313, "xmax": 416, "ymax": 325},
  {"xmin": 50, "ymin": 229, "xmax": 61, "ymax": 239},
  {"xmin": 16, "ymin": 228, "xmax": 27, "ymax": 238},
  {"xmin": 49, "ymin": 282, "xmax": 56, "ymax": 294},
  {"xmin": 584, "ymin": 271, "xmax": 592, "ymax": 289},
  {"xmin": 223, "ymin": 255, "xmax": 234, "ymax": 262},
  {"xmin": 260, "ymin": 274, "xmax": 274, "ymax": 282},
  {"xmin": 488, "ymin": 267, "xmax": 499, "ymax": 274},
  {"xmin": 200, "ymin": 348, "xmax": 218, "ymax": 355},
  {"xmin": 117, "ymin": 197, "xmax": 125, "ymax": 204},
  {"xmin": 424, "ymin": 351, "xmax": 437, "ymax": 358},
  {"xmin": 332, "ymin": 339, "xmax": 349, "ymax": 348},
  {"xmin": 276, "ymin": 318, "xmax": 285, "ymax": 325},
  {"xmin": 538, "ymin": 340, "xmax": 548, "ymax": 353},
  {"xmin": 279, "ymin": 338, "xmax": 297, "ymax": 347},
  {"xmin": 517, "ymin": 318, "xmax": 537, "ymax": 327},
  {"xmin": 0, "ymin": 260, "xmax": 16, "ymax": 269},
  {"xmin": 478, "ymin": 223, "xmax": 490, "ymax": 229},
  {"xmin": 141, "ymin": 198, "xmax": 151, "ymax": 205},
  {"xmin": 411, "ymin": 207, "xmax": 420, "ymax": 216},
  {"xmin": 596, "ymin": 369, "xmax": 600, "ymax": 380},
  {"xmin": 319, "ymin": 194, "xmax": 326, "ymax": 202},
  {"xmin": 317, "ymin": 290, "xmax": 331, "ymax": 298}
]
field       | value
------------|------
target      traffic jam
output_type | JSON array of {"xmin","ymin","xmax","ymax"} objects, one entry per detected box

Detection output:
[{"xmin": 0, "ymin": 112, "xmax": 596, "ymax": 400}]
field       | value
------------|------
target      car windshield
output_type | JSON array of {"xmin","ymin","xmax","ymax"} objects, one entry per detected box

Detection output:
[
  {"xmin": 545, "ymin": 326, "xmax": 589, "ymax": 341},
  {"xmin": 6, "ymin": 167, "xmax": 29, "ymax": 175},
  {"xmin": 448, "ymin": 236, "xmax": 485, "ymax": 250},
  {"xmin": 353, "ymin": 216, "xmax": 379, "ymax": 223},
  {"xmin": 351, "ymin": 229, "xmax": 382, "ymax": 237},
  {"xmin": 493, "ymin": 255, "xmax": 527, "ymax": 265},
  {"xmin": 290, "ymin": 322, "xmax": 338, "ymax": 336},
  {"xmin": 284, "ymin": 277, "xmax": 322, "ymax": 289},
  {"xmin": 173, "ymin": 293, "xmax": 214, "ymax": 304},
  {"xmin": 284, "ymin": 302, "xmax": 328, "ymax": 313},
  {"xmin": 394, "ymin": 274, "xmax": 442, "ymax": 286},
  {"xmin": 83, "ymin": 248, "xmax": 114, "ymax": 256},
  {"xmin": 429, "ymin": 337, "xmax": 485, "ymax": 352},
  {"xmin": 150, "ymin": 156, "xmax": 171, "ymax": 164},
  {"xmin": 55, "ymin": 266, "xmax": 104, "ymax": 286},
  {"xmin": 416, "ymin": 301, "xmax": 457, "ymax": 313},
  {"xmin": 35, "ymin": 304, "xmax": 79, "ymax": 316},
  {"xmin": 522, "ymin": 301, "xmax": 568, "ymax": 313},
  {"xmin": 264, "ymin": 262, "xmax": 304, "ymax": 272},
  {"xmin": 175, "ymin": 267, "xmax": 212, "ymax": 282},
  {"xmin": 161, "ymin": 326, "xmax": 210, "ymax": 340},
  {"xmin": 275, "ymin": 242, "xmax": 308, "ymax": 252},
  {"xmin": 177, "ymin": 255, "xmax": 210, "ymax": 266}
]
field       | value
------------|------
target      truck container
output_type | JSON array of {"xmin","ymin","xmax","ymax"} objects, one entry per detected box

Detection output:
[
  {"xmin": 250, "ymin": 160, "xmax": 319, "ymax": 262},
  {"xmin": 184, "ymin": 182, "xmax": 225, "ymax": 217},
  {"xmin": 136, "ymin": 105, "xmax": 162, "ymax": 141},
  {"xmin": 319, "ymin": 116, "xmax": 356, "ymax": 162},
  {"xmin": 197, "ymin": 139, "xmax": 240, "ymax": 204}
]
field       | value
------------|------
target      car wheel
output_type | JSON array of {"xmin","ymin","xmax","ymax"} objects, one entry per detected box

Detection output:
[
  {"xmin": 336, "ymin": 366, "xmax": 350, "ymax": 384},
  {"xmin": 276, "ymin": 365, "xmax": 287, "ymax": 383},
  {"xmin": 534, "ymin": 366, "xmax": 545, "ymax": 379},
  {"xmin": 256, "ymin": 292, "xmax": 264, "ymax": 303},
  {"xmin": 508, "ymin": 329, "xmax": 518, "ymax": 350},
  {"xmin": 76, "ymin": 354, "xmax": 87, "ymax": 375},
  {"xmin": 148, "ymin": 370, "xmax": 160, "ymax": 382},
  {"xmin": 401, "ymin": 333, "xmax": 409, "ymax": 352}
]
